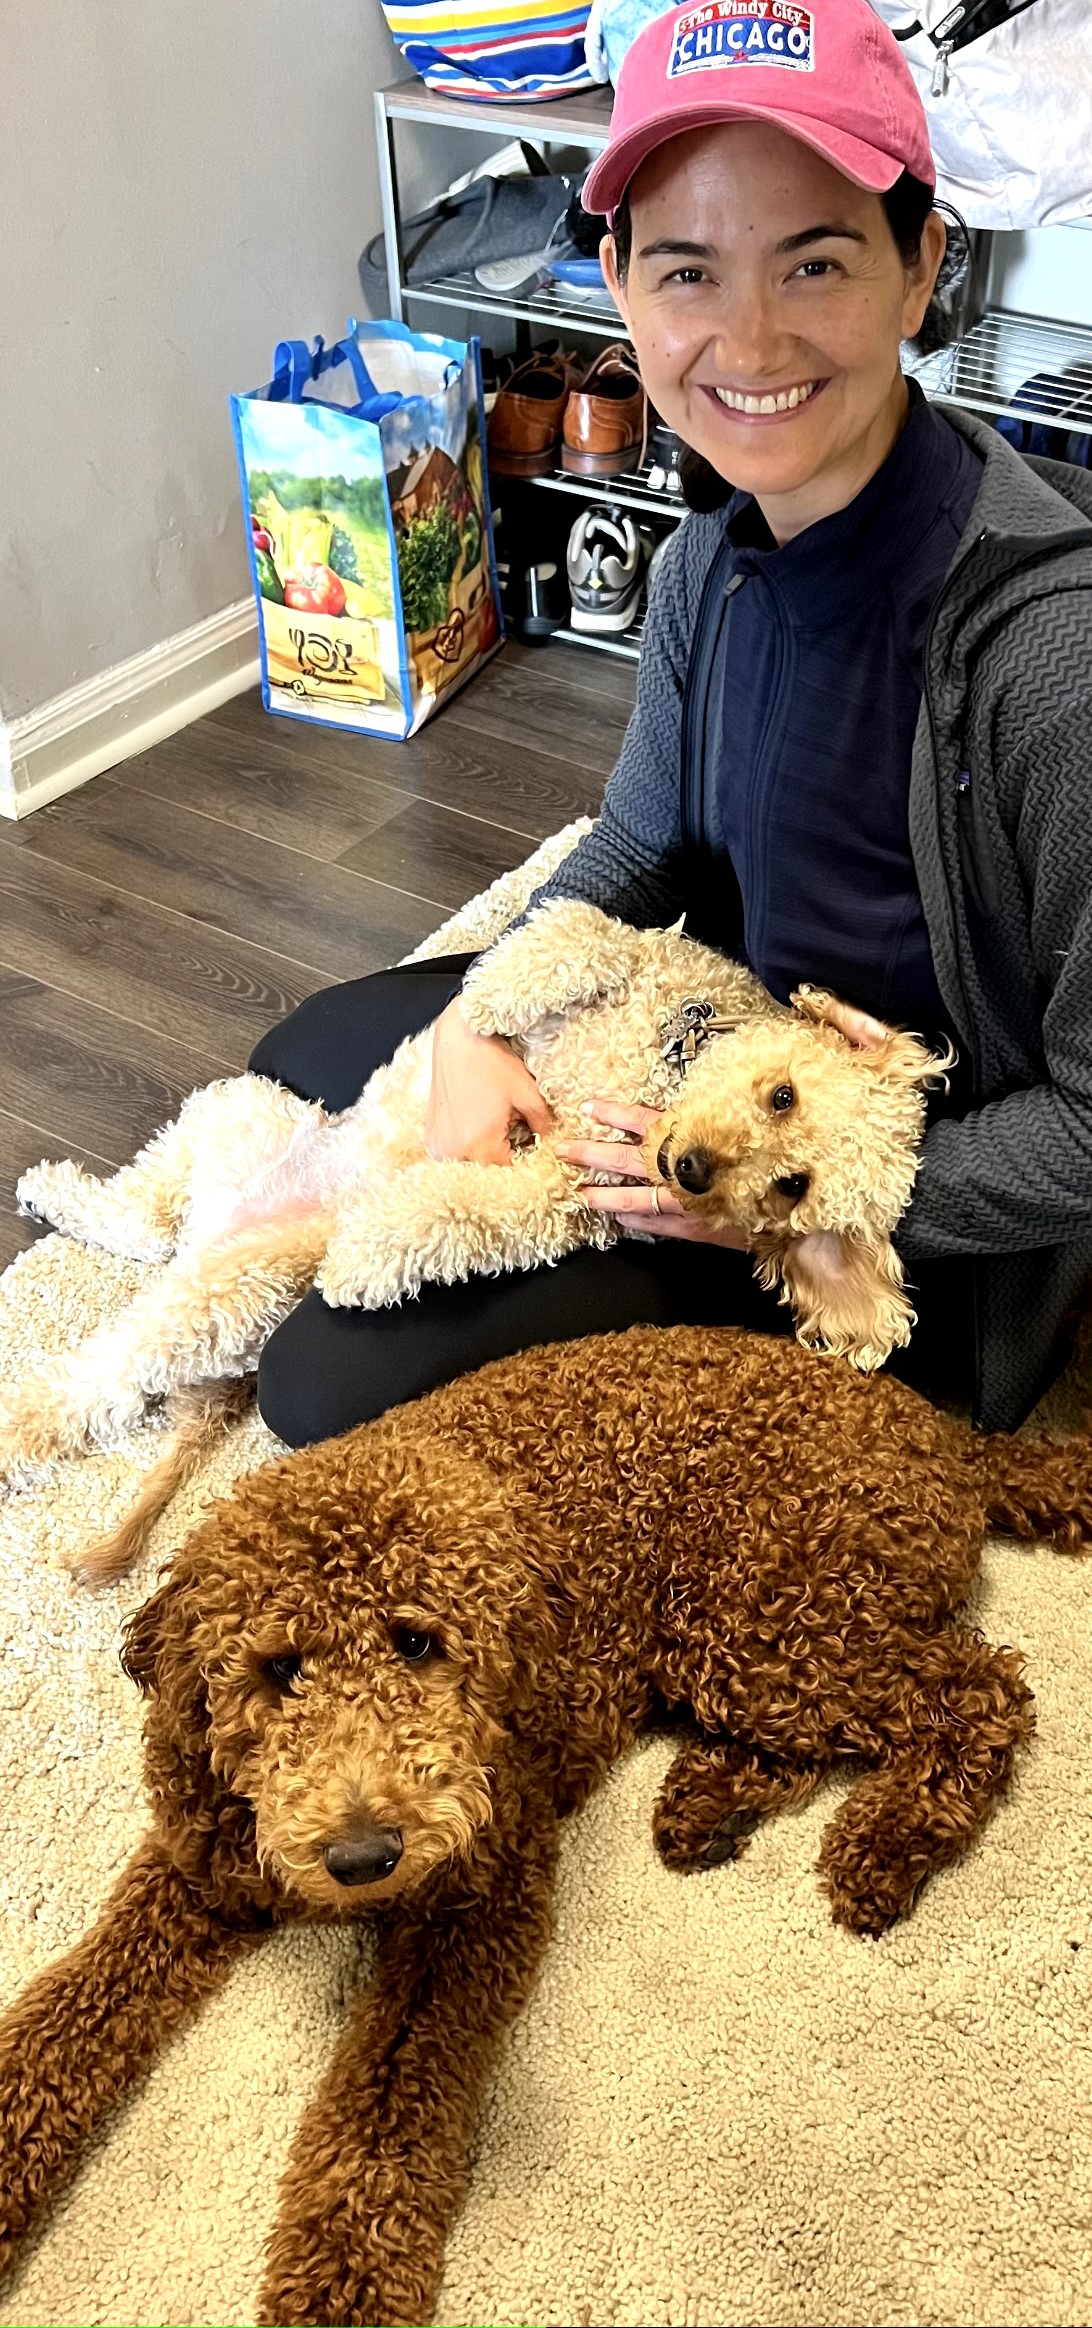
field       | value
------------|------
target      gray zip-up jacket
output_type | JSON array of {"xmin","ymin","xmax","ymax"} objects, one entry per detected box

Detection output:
[{"xmin": 528, "ymin": 411, "xmax": 1092, "ymax": 1430}]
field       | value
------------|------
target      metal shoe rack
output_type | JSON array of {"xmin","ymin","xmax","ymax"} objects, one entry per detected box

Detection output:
[{"xmin": 375, "ymin": 78, "xmax": 1092, "ymax": 664}]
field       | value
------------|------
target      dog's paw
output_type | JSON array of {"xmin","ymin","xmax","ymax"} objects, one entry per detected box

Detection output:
[
  {"xmin": 15, "ymin": 1161, "xmax": 67, "ymax": 1224},
  {"xmin": 698, "ymin": 1808, "xmax": 763, "ymax": 1866},
  {"xmin": 823, "ymin": 1860, "xmax": 920, "ymax": 1939},
  {"xmin": 318, "ymin": 1246, "xmax": 418, "ymax": 1311}
]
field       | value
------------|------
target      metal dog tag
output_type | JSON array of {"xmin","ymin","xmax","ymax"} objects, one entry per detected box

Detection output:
[{"xmin": 661, "ymin": 996, "xmax": 717, "ymax": 1073}]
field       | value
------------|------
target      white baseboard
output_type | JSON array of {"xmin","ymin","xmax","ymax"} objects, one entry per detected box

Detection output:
[{"xmin": 0, "ymin": 599, "xmax": 260, "ymax": 820}]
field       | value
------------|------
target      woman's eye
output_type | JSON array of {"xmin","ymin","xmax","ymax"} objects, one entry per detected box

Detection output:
[
  {"xmin": 771, "ymin": 1083, "xmax": 795, "ymax": 1113},
  {"xmin": 391, "ymin": 1625, "xmax": 442, "ymax": 1664},
  {"xmin": 263, "ymin": 1653, "xmax": 303, "ymax": 1690}
]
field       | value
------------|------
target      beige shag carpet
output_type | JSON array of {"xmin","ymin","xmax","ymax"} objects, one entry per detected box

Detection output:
[{"xmin": 2, "ymin": 817, "xmax": 1092, "ymax": 2328}]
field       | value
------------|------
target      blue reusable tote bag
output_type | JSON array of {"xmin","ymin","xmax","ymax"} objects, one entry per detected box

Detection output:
[{"xmin": 231, "ymin": 319, "xmax": 502, "ymax": 740}]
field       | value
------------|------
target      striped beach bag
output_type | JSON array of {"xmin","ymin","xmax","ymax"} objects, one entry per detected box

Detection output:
[{"xmin": 380, "ymin": 0, "xmax": 595, "ymax": 99}]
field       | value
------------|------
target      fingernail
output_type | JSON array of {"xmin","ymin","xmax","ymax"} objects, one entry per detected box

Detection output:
[{"xmin": 580, "ymin": 1099, "xmax": 597, "ymax": 1116}]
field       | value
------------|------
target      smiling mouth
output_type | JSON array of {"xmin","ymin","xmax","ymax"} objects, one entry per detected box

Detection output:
[{"xmin": 704, "ymin": 378, "xmax": 828, "ymax": 419}]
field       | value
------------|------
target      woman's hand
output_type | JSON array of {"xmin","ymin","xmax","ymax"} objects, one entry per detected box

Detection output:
[
  {"xmin": 555, "ymin": 1099, "xmax": 750, "ymax": 1247},
  {"xmin": 807, "ymin": 994, "xmax": 889, "ymax": 1051},
  {"xmin": 425, "ymin": 997, "xmax": 554, "ymax": 1165}
]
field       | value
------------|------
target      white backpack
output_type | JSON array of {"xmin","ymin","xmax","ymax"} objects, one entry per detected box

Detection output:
[{"xmin": 869, "ymin": 1, "xmax": 1092, "ymax": 228}]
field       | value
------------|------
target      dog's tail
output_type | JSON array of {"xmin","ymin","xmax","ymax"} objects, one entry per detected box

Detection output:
[
  {"xmin": 68, "ymin": 1379, "xmax": 254, "ymax": 1588},
  {"xmin": 978, "ymin": 1423, "xmax": 1092, "ymax": 1554}
]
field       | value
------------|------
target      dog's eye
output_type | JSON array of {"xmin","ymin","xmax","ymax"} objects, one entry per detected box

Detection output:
[
  {"xmin": 776, "ymin": 1172, "xmax": 810, "ymax": 1203},
  {"xmin": 263, "ymin": 1653, "xmax": 303, "ymax": 1691},
  {"xmin": 391, "ymin": 1625, "xmax": 442, "ymax": 1663},
  {"xmin": 770, "ymin": 1083, "xmax": 795, "ymax": 1113}
]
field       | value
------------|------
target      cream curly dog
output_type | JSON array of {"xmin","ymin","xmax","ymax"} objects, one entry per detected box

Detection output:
[{"xmin": 2, "ymin": 900, "xmax": 942, "ymax": 1571}]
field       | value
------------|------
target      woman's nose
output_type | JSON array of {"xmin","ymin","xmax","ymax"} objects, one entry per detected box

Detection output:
[{"xmin": 709, "ymin": 294, "xmax": 795, "ymax": 385}]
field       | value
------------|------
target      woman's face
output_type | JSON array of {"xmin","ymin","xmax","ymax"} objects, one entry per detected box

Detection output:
[{"xmin": 604, "ymin": 120, "xmax": 945, "ymax": 537}]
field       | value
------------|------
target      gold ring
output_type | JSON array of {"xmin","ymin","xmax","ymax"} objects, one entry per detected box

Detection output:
[{"xmin": 649, "ymin": 1184, "xmax": 662, "ymax": 1216}]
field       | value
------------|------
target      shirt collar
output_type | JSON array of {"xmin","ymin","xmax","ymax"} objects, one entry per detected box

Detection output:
[{"xmin": 722, "ymin": 379, "xmax": 958, "ymax": 625}]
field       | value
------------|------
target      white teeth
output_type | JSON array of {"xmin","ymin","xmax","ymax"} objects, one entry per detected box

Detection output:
[{"xmin": 713, "ymin": 381, "xmax": 817, "ymax": 414}]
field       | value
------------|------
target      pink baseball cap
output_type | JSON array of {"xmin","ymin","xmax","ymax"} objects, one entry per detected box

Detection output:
[{"xmin": 582, "ymin": 0, "xmax": 935, "ymax": 221}]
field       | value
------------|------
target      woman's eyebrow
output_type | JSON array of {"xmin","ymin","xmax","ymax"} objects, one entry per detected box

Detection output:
[
  {"xmin": 637, "ymin": 239, "xmax": 715, "ymax": 260},
  {"xmin": 777, "ymin": 224, "xmax": 869, "ymax": 252},
  {"xmin": 637, "ymin": 224, "xmax": 870, "ymax": 262}
]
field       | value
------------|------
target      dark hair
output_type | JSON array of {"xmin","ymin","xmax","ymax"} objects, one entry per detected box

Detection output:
[{"xmin": 608, "ymin": 172, "xmax": 976, "ymax": 512}]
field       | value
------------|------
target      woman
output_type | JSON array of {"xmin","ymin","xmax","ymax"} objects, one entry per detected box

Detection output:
[{"xmin": 253, "ymin": 0, "xmax": 1092, "ymax": 1445}]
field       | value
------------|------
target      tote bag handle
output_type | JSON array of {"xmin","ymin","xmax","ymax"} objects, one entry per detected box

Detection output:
[{"xmin": 269, "ymin": 328, "xmax": 403, "ymax": 420}]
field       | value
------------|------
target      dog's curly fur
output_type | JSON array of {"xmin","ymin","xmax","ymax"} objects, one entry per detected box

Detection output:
[
  {"xmin": 0, "ymin": 1323, "xmax": 1088, "ymax": 2326},
  {"xmin": 0, "ymin": 903, "xmax": 943, "ymax": 1571}
]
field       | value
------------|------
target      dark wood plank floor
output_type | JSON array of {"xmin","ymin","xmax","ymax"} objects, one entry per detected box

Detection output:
[{"xmin": 0, "ymin": 642, "xmax": 635, "ymax": 1270}]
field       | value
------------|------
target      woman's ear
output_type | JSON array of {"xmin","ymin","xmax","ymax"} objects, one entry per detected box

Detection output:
[
  {"xmin": 901, "ymin": 209, "xmax": 948, "ymax": 344},
  {"xmin": 601, "ymin": 231, "xmax": 630, "ymax": 330}
]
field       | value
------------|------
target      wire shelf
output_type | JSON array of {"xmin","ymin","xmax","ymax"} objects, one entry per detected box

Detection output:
[
  {"xmin": 492, "ymin": 450, "xmax": 687, "ymax": 520},
  {"xmin": 907, "ymin": 308, "xmax": 1092, "ymax": 435},
  {"xmin": 552, "ymin": 618, "xmax": 644, "ymax": 662},
  {"xmin": 404, "ymin": 271, "xmax": 627, "ymax": 340}
]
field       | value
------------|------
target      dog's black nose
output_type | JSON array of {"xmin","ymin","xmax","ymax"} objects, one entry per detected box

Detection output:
[
  {"xmin": 323, "ymin": 1827, "xmax": 403, "ymax": 1886},
  {"xmin": 673, "ymin": 1146, "xmax": 714, "ymax": 1194}
]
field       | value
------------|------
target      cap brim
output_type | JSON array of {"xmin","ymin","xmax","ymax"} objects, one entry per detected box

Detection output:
[{"xmin": 583, "ymin": 104, "xmax": 907, "ymax": 221}]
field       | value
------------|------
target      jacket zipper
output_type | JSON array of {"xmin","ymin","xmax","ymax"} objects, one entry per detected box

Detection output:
[
  {"xmin": 680, "ymin": 543, "xmax": 746, "ymax": 860},
  {"xmin": 920, "ymin": 527, "xmax": 988, "ymax": 1093}
]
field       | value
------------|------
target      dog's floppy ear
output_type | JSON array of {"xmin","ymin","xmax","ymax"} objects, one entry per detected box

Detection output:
[
  {"xmin": 120, "ymin": 1571, "xmax": 177, "ymax": 1697},
  {"xmin": 790, "ymin": 985, "xmax": 953, "ymax": 1090},
  {"xmin": 120, "ymin": 1542, "xmax": 271, "ymax": 1911},
  {"xmin": 764, "ymin": 1227, "xmax": 916, "ymax": 1372}
]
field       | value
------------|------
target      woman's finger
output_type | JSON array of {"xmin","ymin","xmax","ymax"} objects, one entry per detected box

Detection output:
[
  {"xmin": 579, "ymin": 1182, "xmax": 684, "ymax": 1216},
  {"xmin": 579, "ymin": 1097, "xmax": 660, "ymax": 1137},
  {"xmin": 555, "ymin": 1138, "xmax": 653, "ymax": 1179},
  {"xmin": 822, "ymin": 998, "xmax": 889, "ymax": 1050},
  {"xmin": 577, "ymin": 1183, "xmax": 750, "ymax": 1247}
]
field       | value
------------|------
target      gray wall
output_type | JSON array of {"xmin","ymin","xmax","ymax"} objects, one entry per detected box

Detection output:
[{"xmin": 0, "ymin": 0, "xmax": 470, "ymax": 723}]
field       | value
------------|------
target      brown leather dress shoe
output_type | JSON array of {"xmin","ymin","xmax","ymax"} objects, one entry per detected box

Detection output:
[
  {"xmin": 487, "ymin": 351, "xmax": 584, "ymax": 477},
  {"xmin": 561, "ymin": 344, "xmax": 646, "ymax": 478}
]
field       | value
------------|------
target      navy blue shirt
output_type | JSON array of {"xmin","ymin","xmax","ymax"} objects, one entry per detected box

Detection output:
[{"xmin": 709, "ymin": 380, "xmax": 983, "ymax": 1044}]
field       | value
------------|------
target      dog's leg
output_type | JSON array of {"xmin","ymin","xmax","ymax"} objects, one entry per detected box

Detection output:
[
  {"xmin": 17, "ymin": 1076, "xmax": 318, "ymax": 1264},
  {"xmin": 459, "ymin": 898, "xmax": 641, "ymax": 1040},
  {"xmin": 0, "ymin": 1219, "xmax": 323, "ymax": 1479},
  {"xmin": 15, "ymin": 1086, "xmax": 220, "ymax": 1261},
  {"xmin": 653, "ymin": 1739, "xmax": 826, "ymax": 1871},
  {"xmin": 817, "ymin": 1625, "xmax": 1035, "ymax": 1938},
  {"xmin": 318, "ymin": 1150, "xmax": 601, "ymax": 1311},
  {"xmin": 0, "ymin": 1841, "xmax": 265, "ymax": 2278},
  {"xmin": 258, "ymin": 1823, "xmax": 557, "ymax": 2328},
  {"xmin": 16, "ymin": 1147, "xmax": 189, "ymax": 1264}
]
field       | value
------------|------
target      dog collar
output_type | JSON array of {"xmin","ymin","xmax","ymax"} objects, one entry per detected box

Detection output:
[{"xmin": 660, "ymin": 996, "xmax": 736, "ymax": 1074}]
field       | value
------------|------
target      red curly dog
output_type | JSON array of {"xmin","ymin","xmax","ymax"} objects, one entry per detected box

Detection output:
[{"xmin": 0, "ymin": 1323, "xmax": 1088, "ymax": 2327}]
